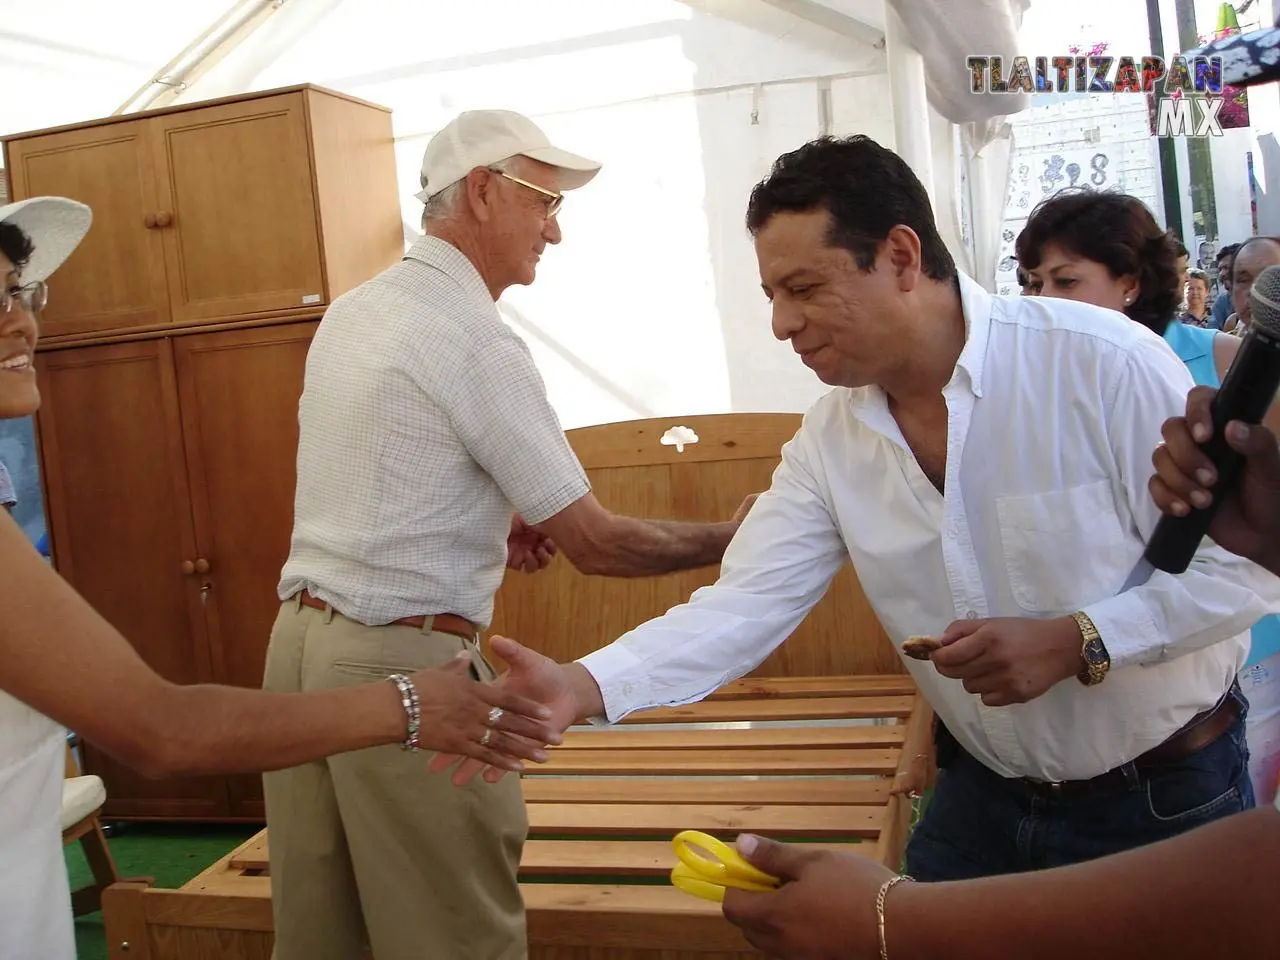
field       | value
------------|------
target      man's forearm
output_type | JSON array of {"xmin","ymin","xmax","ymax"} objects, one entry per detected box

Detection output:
[
  {"xmin": 583, "ymin": 516, "xmax": 737, "ymax": 577},
  {"xmin": 886, "ymin": 807, "xmax": 1280, "ymax": 960}
]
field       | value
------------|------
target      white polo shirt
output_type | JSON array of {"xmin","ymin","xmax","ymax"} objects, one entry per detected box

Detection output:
[{"xmin": 279, "ymin": 236, "xmax": 590, "ymax": 627}]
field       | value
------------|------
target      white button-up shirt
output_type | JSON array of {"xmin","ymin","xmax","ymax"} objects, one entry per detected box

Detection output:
[
  {"xmin": 580, "ymin": 274, "xmax": 1279, "ymax": 782},
  {"xmin": 278, "ymin": 237, "xmax": 590, "ymax": 627}
]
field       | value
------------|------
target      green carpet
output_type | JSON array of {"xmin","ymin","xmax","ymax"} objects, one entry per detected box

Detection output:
[{"xmin": 65, "ymin": 823, "xmax": 259, "ymax": 960}]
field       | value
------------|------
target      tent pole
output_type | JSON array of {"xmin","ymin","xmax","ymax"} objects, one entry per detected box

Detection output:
[{"xmin": 884, "ymin": 2, "xmax": 934, "ymax": 204}]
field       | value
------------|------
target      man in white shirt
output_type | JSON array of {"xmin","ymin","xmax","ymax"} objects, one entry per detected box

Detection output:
[
  {"xmin": 267, "ymin": 110, "xmax": 753, "ymax": 960},
  {"xmin": 449, "ymin": 134, "xmax": 1278, "ymax": 882}
]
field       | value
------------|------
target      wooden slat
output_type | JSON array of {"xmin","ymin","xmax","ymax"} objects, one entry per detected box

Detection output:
[
  {"xmin": 709, "ymin": 675, "xmax": 917, "ymax": 700},
  {"xmin": 521, "ymin": 777, "xmax": 892, "ymax": 807},
  {"xmin": 876, "ymin": 693, "xmax": 935, "ymax": 869},
  {"xmin": 537, "ymin": 747, "xmax": 900, "ymax": 776},
  {"xmin": 558, "ymin": 724, "xmax": 905, "ymax": 751},
  {"xmin": 526, "ymin": 802, "xmax": 882, "ymax": 837},
  {"xmin": 522, "ymin": 883, "xmax": 748, "ymax": 953},
  {"xmin": 227, "ymin": 833, "xmax": 269, "ymax": 872},
  {"xmin": 624, "ymin": 695, "xmax": 914, "ymax": 724},
  {"xmin": 519, "ymin": 839, "xmax": 869, "ymax": 877}
]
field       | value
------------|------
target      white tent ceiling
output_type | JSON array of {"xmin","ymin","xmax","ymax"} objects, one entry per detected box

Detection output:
[{"xmin": 1, "ymin": 0, "xmax": 1029, "ymax": 425}]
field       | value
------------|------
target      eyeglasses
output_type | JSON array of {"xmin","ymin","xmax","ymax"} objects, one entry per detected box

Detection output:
[
  {"xmin": 491, "ymin": 169, "xmax": 563, "ymax": 217},
  {"xmin": 1, "ymin": 281, "xmax": 48, "ymax": 315}
]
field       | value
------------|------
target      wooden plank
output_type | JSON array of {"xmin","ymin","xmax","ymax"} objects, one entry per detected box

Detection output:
[
  {"xmin": 527, "ymin": 802, "xmax": 883, "ymax": 837},
  {"xmin": 876, "ymin": 693, "xmax": 934, "ymax": 870},
  {"xmin": 521, "ymin": 777, "xmax": 893, "ymax": 807},
  {"xmin": 537, "ymin": 747, "xmax": 900, "ymax": 776},
  {"xmin": 709, "ymin": 675, "xmax": 917, "ymax": 700},
  {"xmin": 520, "ymin": 839, "xmax": 870, "ymax": 877},
  {"xmin": 624, "ymin": 695, "xmax": 915, "ymax": 724},
  {"xmin": 558, "ymin": 724, "xmax": 905, "ymax": 751},
  {"xmin": 227, "ymin": 831, "xmax": 269, "ymax": 872},
  {"xmin": 142, "ymin": 882, "xmax": 273, "ymax": 931},
  {"xmin": 522, "ymin": 883, "xmax": 749, "ymax": 953},
  {"xmin": 103, "ymin": 882, "xmax": 155, "ymax": 960}
]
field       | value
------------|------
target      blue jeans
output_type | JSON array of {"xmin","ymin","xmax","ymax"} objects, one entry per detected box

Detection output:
[{"xmin": 904, "ymin": 692, "xmax": 1254, "ymax": 881}]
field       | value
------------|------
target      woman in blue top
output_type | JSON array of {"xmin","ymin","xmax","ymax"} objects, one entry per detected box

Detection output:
[{"xmin": 1016, "ymin": 189, "xmax": 1280, "ymax": 670}]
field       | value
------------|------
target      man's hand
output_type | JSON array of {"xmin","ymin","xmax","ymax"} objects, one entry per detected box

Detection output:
[
  {"xmin": 732, "ymin": 493, "xmax": 760, "ymax": 526},
  {"xmin": 428, "ymin": 635, "xmax": 579, "ymax": 785},
  {"xmin": 507, "ymin": 514, "xmax": 558, "ymax": 573},
  {"xmin": 721, "ymin": 835, "xmax": 894, "ymax": 959},
  {"xmin": 929, "ymin": 616, "xmax": 1082, "ymax": 706},
  {"xmin": 1150, "ymin": 385, "xmax": 1280, "ymax": 576}
]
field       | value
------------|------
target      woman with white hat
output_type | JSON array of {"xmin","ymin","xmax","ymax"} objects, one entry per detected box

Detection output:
[{"xmin": 0, "ymin": 197, "xmax": 560, "ymax": 957}]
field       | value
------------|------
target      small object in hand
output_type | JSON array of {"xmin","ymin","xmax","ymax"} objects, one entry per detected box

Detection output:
[
  {"xmin": 901, "ymin": 635, "xmax": 943, "ymax": 660},
  {"xmin": 669, "ymin": 830, "xmax": 782, "ymax": 903}
]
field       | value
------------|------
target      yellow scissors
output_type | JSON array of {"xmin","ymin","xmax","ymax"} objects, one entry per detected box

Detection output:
[{"xmin": 669, "ymin": 830, "xmax": 782, "ymax": 903}]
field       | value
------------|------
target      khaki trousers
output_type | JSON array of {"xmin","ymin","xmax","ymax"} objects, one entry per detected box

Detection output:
[{"xmin": 262, "ymin": 598, "xmax": 528, "ymax": 960}]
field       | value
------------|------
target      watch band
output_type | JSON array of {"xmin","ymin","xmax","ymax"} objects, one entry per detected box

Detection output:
[{"xmin": 1072, "ymin": 611, "xmax": 1110, "ymax": 686}]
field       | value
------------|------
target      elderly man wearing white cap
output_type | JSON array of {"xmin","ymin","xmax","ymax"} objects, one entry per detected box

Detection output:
[{"xmin": 264, "ymin": 110, "xmax": 754, "ymax": 960}]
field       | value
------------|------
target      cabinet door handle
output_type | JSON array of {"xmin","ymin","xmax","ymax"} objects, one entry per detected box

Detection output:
[
  {"xmin": 144, "ymin": 213, "xmax": 158, "ymax": 229},
  {"xmin": 194, "ymin": 558, "xmax": 211, "ymax": 574},
  {"xmin": 181, "ymin": 560, "xmax": 195, "ymax": 576},
  {"xmin": 200, "ymin": 583, "xmax": 211, "ymax": 606},
  {"xmin": 155, "ymin": 211, "xmax": 173, "ymax": 228}
]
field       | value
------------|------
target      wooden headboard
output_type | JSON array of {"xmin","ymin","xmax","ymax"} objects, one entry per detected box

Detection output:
[{"xmin": 488, "ymin": 413, "xmax": 903, "ymax": 678}]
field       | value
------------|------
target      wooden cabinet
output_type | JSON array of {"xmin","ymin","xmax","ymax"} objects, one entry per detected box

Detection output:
[
  {"xmin": 7, "ymin": 85, "xmax": 403, "ymax": 820},
  {"xmin": 3, "ymin": 85, "xmax": 402, "ymax": 343},
  {"xmin": 35, "ymin": 323, "xmax": 316, "ymax": 820},
  {"xmin": 3, "ymin": 120, "xmax": 170, "ymax": 336},
  {"xmin": 173, "ymin": 325, "xmax": 317, "ymax": 818}
]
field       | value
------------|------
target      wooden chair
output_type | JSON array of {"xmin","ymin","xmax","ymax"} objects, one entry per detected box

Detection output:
[{"xmin": 62, "ymin": 741, "xmax": 149, "ymax": 916}]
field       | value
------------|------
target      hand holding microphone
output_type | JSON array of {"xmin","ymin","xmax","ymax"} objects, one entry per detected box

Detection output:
[{"xmin": 1146, "ymin": 264, "xmax": 1280, "ymax": 577}]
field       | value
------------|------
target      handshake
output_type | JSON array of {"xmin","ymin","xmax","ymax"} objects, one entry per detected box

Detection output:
[{"xmin": 396, "ymin": 635, "xmax": 583, "ymax": 781}]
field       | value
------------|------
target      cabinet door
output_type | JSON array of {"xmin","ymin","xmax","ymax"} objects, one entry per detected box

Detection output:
[
  {"xmin": 150, "ymin": 93, "xmax": 327, "ymax": 324},
  {"xmin": 5, "ymin": 121, "xmax": 170, "ymax": 337},
  {"xmin": 174, "ymin": 322, "xmax": 317, "ymax": 818},
  {"xmin": 35, "ymin": 340, "xmax": 229, "ymax": 819}
]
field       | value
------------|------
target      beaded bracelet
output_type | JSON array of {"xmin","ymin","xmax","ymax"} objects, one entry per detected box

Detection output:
[
  {"xmin": 876, "ymin": 874, "xmax": 913, "ymax": 960},
  {"xmin": 387, "ymin": 674, "xmax": 421, "ymax": 751}
]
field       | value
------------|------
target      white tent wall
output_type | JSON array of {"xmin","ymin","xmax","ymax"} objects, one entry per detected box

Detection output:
[{"xmin": 2, "ymin": 0, "xmax": 1027, "ymax": 427}]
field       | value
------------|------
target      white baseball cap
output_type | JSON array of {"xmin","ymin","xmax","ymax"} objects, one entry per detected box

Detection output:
[
  {"xmin": 0, "ymin": 196, "xmax": 92, "ymax": 283},
  {"xmin": 415, "ymin": 110, "xmax": 601, "ymax": 202}
]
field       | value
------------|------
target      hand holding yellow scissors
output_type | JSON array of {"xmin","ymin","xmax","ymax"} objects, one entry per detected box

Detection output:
[{"xmin": 669, "ymin": 830, "xmax": 782, "ymax": 903}]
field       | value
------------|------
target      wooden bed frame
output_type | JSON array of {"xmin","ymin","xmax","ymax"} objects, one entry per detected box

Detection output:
[{"xmin": 101, "ymin": 413, "xmax": 932, "ymax": 960}]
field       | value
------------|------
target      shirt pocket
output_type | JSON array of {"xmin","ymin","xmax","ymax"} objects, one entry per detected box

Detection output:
[{"xmin": 995, "ymin": 479, "xmax": 1127, "ymax": 615}]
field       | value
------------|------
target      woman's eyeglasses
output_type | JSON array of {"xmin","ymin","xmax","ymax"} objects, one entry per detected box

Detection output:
[{"xmin": 1, "ymin": 281, "xmax": 48, "ymax": 315}]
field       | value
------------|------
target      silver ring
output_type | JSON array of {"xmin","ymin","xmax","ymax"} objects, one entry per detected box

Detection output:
[
  {"xmin": 487, "ymin": 706, "xmax": 504, "ymax": 726},
  {"xmin": 479, "ymin": 728, "xmax": 493, "ymax": 747}
]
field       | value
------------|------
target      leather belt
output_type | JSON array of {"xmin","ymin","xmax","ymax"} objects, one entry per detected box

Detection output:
[
  {"xmin": 1017, "ymin": 692, "xmax": 1242, "ymax": 801},
  {"xmin": 295, "ymin": 590, "xmax": 477, "ymax": 641}
]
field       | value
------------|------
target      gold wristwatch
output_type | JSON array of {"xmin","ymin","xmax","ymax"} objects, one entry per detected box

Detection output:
[{"xmin": 1072, "ymin": 611, "xmax": 1110, "ymax": 686}]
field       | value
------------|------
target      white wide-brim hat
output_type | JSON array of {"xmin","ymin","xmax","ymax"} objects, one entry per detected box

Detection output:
[
  {"xmin": 0, "ymin": 196, "xmax": 92, "ymax": 283},
  {"xmin": 415, "ymin": 109, "xmax": 601, "ymax": 202}
]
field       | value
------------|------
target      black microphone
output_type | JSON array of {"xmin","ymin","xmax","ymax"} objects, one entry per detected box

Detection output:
[{"xmin": 1144, "ymin": 263, "xmax": 1280, "ymax": 574}]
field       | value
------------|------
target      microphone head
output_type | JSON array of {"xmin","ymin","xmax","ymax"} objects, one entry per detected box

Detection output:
[{"xmin": 1248, "ymin": 264, "xmax": 1280, "ymax": 335}]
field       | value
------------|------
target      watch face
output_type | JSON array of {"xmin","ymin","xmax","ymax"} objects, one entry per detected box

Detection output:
[{"xmin": 1084, "ymin": 639, "xmax": 1108, "ymax": 665}]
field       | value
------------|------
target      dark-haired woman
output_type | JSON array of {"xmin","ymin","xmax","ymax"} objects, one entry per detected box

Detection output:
[{"xmin": 1016, "ymin": 189, "xmax": 1277, "ymax": 431}]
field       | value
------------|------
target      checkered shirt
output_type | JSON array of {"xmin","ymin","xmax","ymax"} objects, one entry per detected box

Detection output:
[{"xmin": 277, "ymin": 236, "xmax": 590, "ymax": 626}]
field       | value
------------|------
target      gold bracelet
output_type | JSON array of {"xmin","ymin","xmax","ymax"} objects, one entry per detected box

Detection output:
[{"xmin": 876, "ymin": 874, "xmax": 913, "ymax": 960}]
